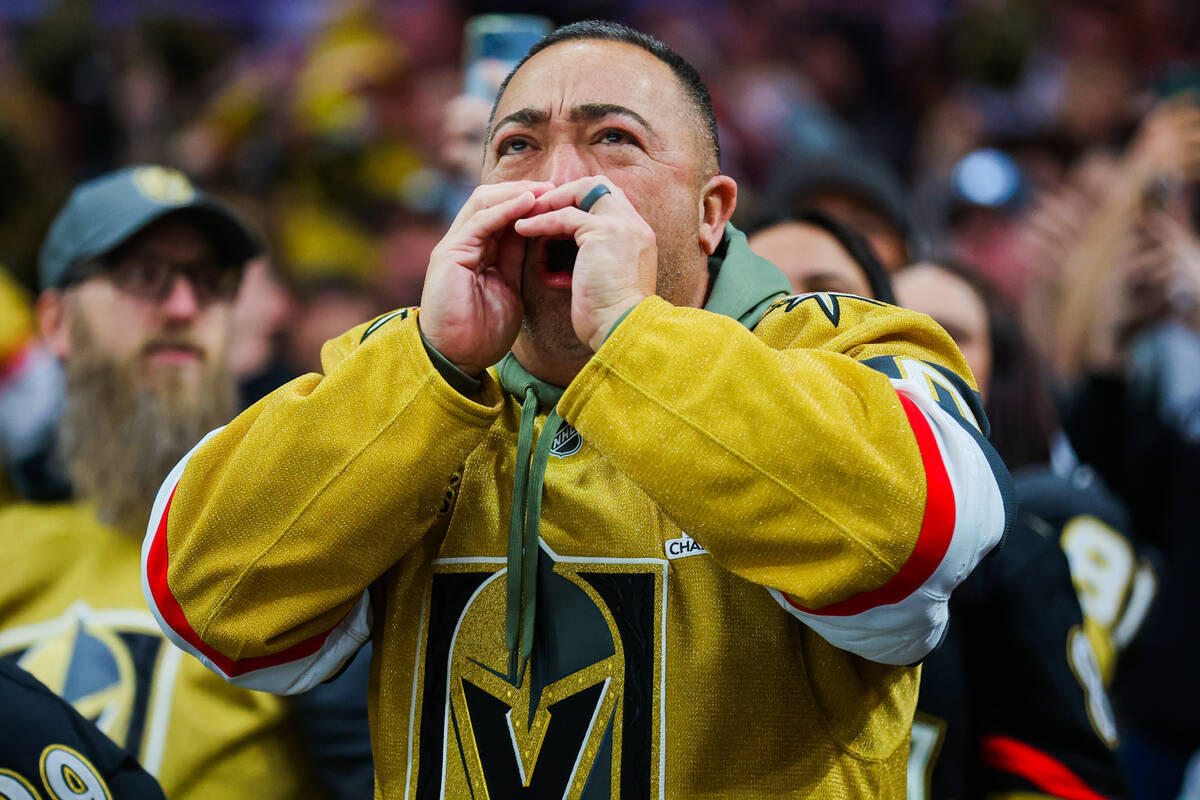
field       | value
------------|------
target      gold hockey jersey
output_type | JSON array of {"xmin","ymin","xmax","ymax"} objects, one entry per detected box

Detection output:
[
  {"xmin": 145, "ymin": 227, "xmax": 1010, "ymax": 798},
  {"xmin": 0, "ymin": 502, "xmax": 315, "ymax": 799}
]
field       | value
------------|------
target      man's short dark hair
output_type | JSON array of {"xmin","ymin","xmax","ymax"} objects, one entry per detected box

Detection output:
[{"xmin": 488, "ymin": 20, "xmax": 720, "ymax": 171}]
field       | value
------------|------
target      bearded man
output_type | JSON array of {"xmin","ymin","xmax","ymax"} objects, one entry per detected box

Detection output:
[
  {"xmin": 0, "ymin": 166, "xmax": 331, "ymax": 799},
  {"xmin": 145, "ymin": 23, "xmax": 1010, "ymax": 799}
]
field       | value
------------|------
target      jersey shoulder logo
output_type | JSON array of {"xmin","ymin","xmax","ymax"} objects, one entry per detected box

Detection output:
[
  {"xmin": 861, "ymin": 355, "xmax": 983, "ymax": 434},
  {"xmin": 360, "ymin": 308, "xmax": 413, "ymax": 343},
  {"xmin": 1059, "ymin": 515, "xmax": 1157, "ymax": 651},
  {"xmin": 408, "ymin": 541, "xmax": 667, "ymax": 799},
  {"xmin": 0, "ymin": 769, "xmax": 41, "ymax": 800},
  {"xmin": 772, "ymin": 292, "xmax": 884, "ymax": 327}
]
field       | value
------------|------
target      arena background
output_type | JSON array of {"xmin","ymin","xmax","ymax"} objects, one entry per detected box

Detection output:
[{"xmin": 0, "ymin": 1, "xmax": 1196, "ymax": 343}]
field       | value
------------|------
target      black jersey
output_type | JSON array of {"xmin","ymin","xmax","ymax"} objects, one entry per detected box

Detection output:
[
  {"xmin": 1062, "ymin": 365, "xmax": 1192, "ymax": 748},
  {"xmin": 911, "ymin": 466, "xmax": 1131, "ymax": 800},
  {"xmin": 0, "ymin": 659, "xmax": 166, "ymax": 800},
  {"xmin": 1016, "ymin": 464, "xmax": 1156, "ymax": 676}
]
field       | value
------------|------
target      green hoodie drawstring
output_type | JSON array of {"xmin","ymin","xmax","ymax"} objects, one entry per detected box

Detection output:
[
  {"xmin": 490, "ymin": 223, "xmax": 789, "ymax": 688},
  {"xmin": 505, "ymin": 386, "xmax": 537, "ymax": 680},
  {"xmin": 505, "ymin": 386, "xmax": 564, "ymax": 685}
]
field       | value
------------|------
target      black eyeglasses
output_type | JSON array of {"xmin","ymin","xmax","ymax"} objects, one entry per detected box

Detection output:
[{"xmin": 69, "ymin": 254, "xmax": 242, "ymax": 305}]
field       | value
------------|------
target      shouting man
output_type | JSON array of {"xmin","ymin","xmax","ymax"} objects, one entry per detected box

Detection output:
[{"xmin": 145, "ymin": 23, "xmax": 1010, "ymax": 798}]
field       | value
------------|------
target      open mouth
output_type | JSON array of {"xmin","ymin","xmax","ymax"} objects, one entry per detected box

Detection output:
[{"xmin": 544, "ymin": 238, "xmax": 579, "ymax": 275}]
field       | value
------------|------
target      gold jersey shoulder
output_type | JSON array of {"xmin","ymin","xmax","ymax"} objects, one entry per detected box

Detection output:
[
  {"xmin": 0, "ymin": 502, "xmax": 315, "ymax": 800},
  {"xmin": 755, "ymin": 292, "xmax": 979, "ymax": 391}
]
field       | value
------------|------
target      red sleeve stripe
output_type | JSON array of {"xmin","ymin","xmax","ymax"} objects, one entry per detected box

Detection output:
[
  {"xmin": 146, "ymin": 485, "xmax": 341, "ymax": 678},
  {"xmin": 782, "ymin": 392, "xmax": 956, "ymax": 616},
  {"xmin": 982, "ymin": 735, "xmax": 1114, "ymax": 800}
]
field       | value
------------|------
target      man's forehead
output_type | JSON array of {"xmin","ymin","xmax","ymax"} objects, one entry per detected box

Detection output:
[{"xmin": 495, "ymin": 39, "xmax": 684, "ymax": 122}]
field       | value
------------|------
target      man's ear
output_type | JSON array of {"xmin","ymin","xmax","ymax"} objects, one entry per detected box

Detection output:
[
  {"xmin": 698, "ymin": 175, "xmax": 737, "ymax": 256},
  {"xmin": 37, "ymin": 289, "xmax": 71, "ymax": 359}
]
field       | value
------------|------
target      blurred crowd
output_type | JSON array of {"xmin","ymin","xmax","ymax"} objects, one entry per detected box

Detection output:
[
  {"xmin": 0, "ymin": 0, "xmax": 1194, "ymax": 336},
  {"xmin": 1, "ymin": 0, "xmax": 1199, "ymax": 798}
]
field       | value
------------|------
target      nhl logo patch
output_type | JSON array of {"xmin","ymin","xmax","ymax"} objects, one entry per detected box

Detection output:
[{"xmin": 549, "ymin": 422, "xmax": 583, "ymax": 458}]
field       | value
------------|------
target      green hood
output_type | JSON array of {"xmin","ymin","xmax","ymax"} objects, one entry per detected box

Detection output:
[{"xmin": 495, "ymin": 223, "xmax": 790, "ymax": 404}]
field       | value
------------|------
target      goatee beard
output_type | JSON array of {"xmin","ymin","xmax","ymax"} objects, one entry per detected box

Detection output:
[{"xmin": 58, "ymin": 329, "xmax": 236, "ymax": 535}]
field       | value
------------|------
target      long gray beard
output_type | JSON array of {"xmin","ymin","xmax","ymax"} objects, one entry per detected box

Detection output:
[{"xmin": 58, "ymin": 347, "xmax": 235, "ymax": 534}]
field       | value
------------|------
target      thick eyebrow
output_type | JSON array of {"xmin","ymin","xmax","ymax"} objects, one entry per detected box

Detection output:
[
  {"xmin": 569, "ymin": 103, "xmax": 654, "ymax": 134},
  {"xmin": 488, "ymin": 103, "xmax": 655, "ymax": 144},
  {"xmin": 489, "ymin": 107, "xmax": 550, "ymax": 143}
]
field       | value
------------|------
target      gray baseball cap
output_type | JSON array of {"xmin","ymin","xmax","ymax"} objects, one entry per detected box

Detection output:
[{"xmin": 38, "ymin": 165, "xmax": 261, "ymax": 291}]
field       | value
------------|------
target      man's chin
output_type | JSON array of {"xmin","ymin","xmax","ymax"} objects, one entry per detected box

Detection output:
[
  {"xmin": 515, "ymin": 313, "xmax": 593, "ymax": 387},
  {"xmin": 139, "ymin": 358, "xmax": 208, "ymax": 396}
]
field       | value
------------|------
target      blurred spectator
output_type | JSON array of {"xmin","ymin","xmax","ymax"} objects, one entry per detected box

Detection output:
[
  {"xmin": 0, "ymin": 166, "xmax": 373, "ymax": 799},
  {"xmin": 897, "ymin": 260, "xmax": 1043, "ymax": 467},
  {"xmin": 1046, "ymin": 98, "xmax": 1200, "ymax": 799},
  {"xmin": 746, "ymin": 207, "xmax": 895, "ymax": 302},
  {"xmin": 759, "ymin": 148, "xmax": 912, "ymax": 271},
  {"xmin": 0, "ymin": 263, "xmax": 69, "ymax": 501},
  {"xmin": 1026, "ymin": 98, "xmax": 1200, "ymax": 379},
  {"xmin": 284, "ymin": 275, "xmax": 389, "ymax": 374},
  {"xmin": 895, "ymin": 258, "xmax": 1140, "ymax": 800},
  {"xmin": 435, "ymin": 14, "xmax": 551, "ymax": 218},
  {"xmin": 439, "ymin": 93, "xmax": 490, "ymax": 198},
  {"xmin": 228, "ymin": 257, "xmax": 298, "ymax": 406}
]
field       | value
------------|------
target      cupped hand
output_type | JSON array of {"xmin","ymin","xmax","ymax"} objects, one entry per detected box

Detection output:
[
  {"xmin": 419, "ymin": 181, "xmax": 554, "ymax": 375},
  {"xmin": 514, "ymin": 176, "xmax": 658, "ymax": 352}
]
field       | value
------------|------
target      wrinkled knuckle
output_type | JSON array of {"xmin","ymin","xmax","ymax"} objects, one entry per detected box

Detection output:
[
  {"xmin": 463, "ymin": 194, "xmax": 486, "ymax": 214},
  {"xmin": 597, "ymin": 218, "xmax": 625, "ymax": 237},
  {"xmin": 472, "ymin": 184, "xmax": 507, "ymax": 209}
]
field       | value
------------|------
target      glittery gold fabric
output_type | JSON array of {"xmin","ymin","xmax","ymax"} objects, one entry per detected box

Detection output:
[
  {"xmin": 165, "ymin": 289, "xmax": 981, "ymax": 798},
  {"xmin": 0, "ymin": 502, "xmax": 314, "ymax": 799}
]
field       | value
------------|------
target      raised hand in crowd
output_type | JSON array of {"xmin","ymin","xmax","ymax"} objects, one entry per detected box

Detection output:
[{"xmin": 1046, "ymin": 97, "xmax": 1200, "ymax": 377}]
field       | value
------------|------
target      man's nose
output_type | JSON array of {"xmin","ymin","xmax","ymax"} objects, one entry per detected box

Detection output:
[
  {"xmin": 160, "ymin": 274, "xmax": 201, "ymax": 319},
  {"xmin": 543, "ymin": 143, "xmax": 591, "ymax": 185}
]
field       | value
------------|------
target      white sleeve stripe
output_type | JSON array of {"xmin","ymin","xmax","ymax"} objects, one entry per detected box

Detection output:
[
  {"xmin": 141, "ymin": 426, "xmax": 371, "ymax": 694},
  {"xmin": 770, "ymin": 380, "xmax": 1005, "ymax": 664}
]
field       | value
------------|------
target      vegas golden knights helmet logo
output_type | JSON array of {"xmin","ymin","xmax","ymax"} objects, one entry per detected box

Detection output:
[{"xmin": 413, "ymin": 543, "xmax": 666, "ymax": 799}]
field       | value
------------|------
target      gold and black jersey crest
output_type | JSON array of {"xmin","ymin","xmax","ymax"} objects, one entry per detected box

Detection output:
[
  {"xmin": 0, "ymin": 602, "xmax": 178, "ymax": 771},
  {"xmin": 409, "ymin": 542, "xmax": 667, "ymax": 799}
]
